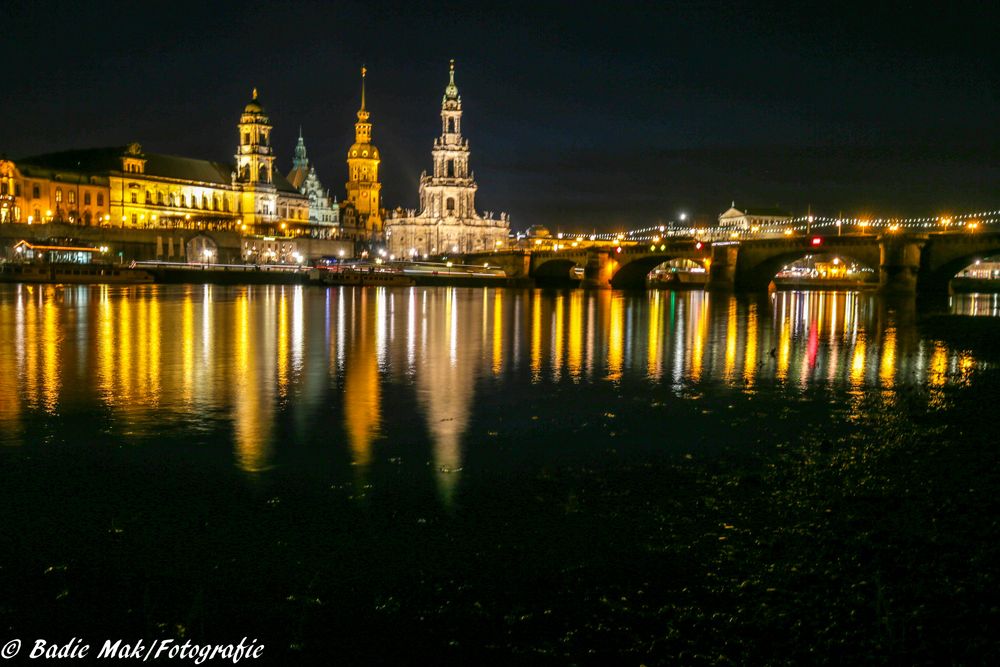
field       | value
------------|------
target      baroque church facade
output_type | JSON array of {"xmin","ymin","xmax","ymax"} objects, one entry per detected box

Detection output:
[{"xmin": 386, "ymin": 61, "xmax": 509, "ymax": 258}]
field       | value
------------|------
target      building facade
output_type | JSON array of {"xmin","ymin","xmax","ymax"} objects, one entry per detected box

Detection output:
[
  {"xmin": 342, "ymin": 67, "xmax": 384, "ymax": 246},
  {"xmin": 0, "ymin": 90, "xmax": 330, "ymax": 262},
  {"xmin": 287, "ymin": 128, "xmax": 340, "ymax": 238},
  {"xmin": 386, "ymin": 61, "xmax": 509, "ymax": 258},
  {"xmin": 717, "ymin": 204, "xmax": 792, "ymax": 232}
]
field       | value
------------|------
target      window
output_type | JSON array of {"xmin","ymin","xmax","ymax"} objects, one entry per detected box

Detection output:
[
  {"xmin": 84, "ymin": 192, "xmax": 91, "ymax": 206},
  {"xmin": 446, "ymin": 197, "xmax": 455, "ymax": 213},
  {"xmin": 145, "ymin": 191, "xmax": 152, "ymax": 204},
  {"xmin": 55, "ymin": 188, "xmax": 63, "ymax": 203},
  {"xmin": 157, "ymin": 192, "xmax": 164, "ymax": 205},
  {"xmin": 244, "ymin": 132, "xmax": 250, "ymax": 145},
  {"xmin": 131, "ymin": 214, "xmax": 137, "ymax": 225},
  {"xmin": 0, "ymin": 182, "xmax": 6, "ymax": 195},
  {"xmin": 14, "ymin": 184, "xmax": 20, "ymax": 196},
  {"xmin": 131, "ymin": 192, "xmax": 137, "ymax": 204},
  {"xmin": 447, "ymin": 160, "xmax": 454, "ymax": 177},
  {"xmin": 223, "ymin": 198, "xmax": 230, "ymax": 212},
  {"xmin": 68, "ymin": 191, "xmax": 76, "ymax": 205},
  {"xmin": 97, "ymin": 193, "xmax": 103, "ymax": 206}
]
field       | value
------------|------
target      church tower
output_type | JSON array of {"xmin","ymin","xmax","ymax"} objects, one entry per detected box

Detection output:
[
  {"xmin": 420, "ymin": 59, "xmax": 477, "ymax": 218},
  {"xmin": 345, "ymin": 67, "xmax": 383, "ymax": 240},
  {"xmin": 384, "ymin": 60, "xmax": 509, "ymax": 258},
  {"xmin": 234, "ymin": 88, "xmax": 278, "ymax": 231}
]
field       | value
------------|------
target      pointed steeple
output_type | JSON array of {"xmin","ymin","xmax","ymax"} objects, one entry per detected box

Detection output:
[
  {"xmin": 293, "ymin": 127, "xmax": 308, "ymax": 169},
  {"xmin": 357, "ymin": 65, "xmax": 369, "ymax": 121},
  {"xmin": 443, "ymin": 59, "xmax": 459, "ymax": 102}
]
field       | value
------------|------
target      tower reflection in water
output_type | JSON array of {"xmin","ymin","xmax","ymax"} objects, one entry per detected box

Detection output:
[{"xmin": 0, "ymin": 285, "xmax": 986, "ymax": 497}]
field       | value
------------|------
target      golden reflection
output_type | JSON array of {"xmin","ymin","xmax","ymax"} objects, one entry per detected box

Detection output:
[
  {"xmin": 530, "ymin": 292, "xmax": 542, "ymax": 382},
  {"xmin": 567, "ymin": 291, "xmax": 583, "ymax": 381},
  {"xmin": 41, "ymin": 289, "xmax": 60, "ymax": 413},
  {"xmin": 343, "ymin": 289, "xmax": 381, "ymax": 469},
  {"xmin": 723, "ymin": 296, "xmax": 737, "ymax": 383},
  {"xmin": 850, "ymin": 334, "xmax": 867, "ymax": 387},
  {"xmin": 647, "ymin": 290, "xmax": 663, "ymax": 380},
  {"xmin": 492, "ymin": 289, "xmax": 504, "ymax": 376},
  {"xmin": 232, "ymin": 288, "xmax": 274, "ymax": 472},
  {"xmin": 928, "ymin": 342, "xmax": 948, "ymax": 387},
  {"xmin": 689, "ymin": 292, "xmax": 707, "ymax": 383},
  {"xmin": 776, "ymin": 310, "xmax": 791, "ymax": 382},
  {"xmin": 117, "ymin": 291, "xmax": 132, "ymax": 403},
  {"xmin": 0, "ymin": 299, "xmax": 20, "ymax": 430},
  {"xmin": 607, "ymin": 293, "xmax": 624, "ymax": 382},
  {"xmin": 181, "ymin": 290, "xmax": 194, "ymax": 404},
  {"xmin": 880, "ymin": 327, "xmax": 896, "ymax": 388},
  {"xmin": 551, "ymin": 294, "xmax": 564, "ymax": 381},
  {"xmin": 277, "ymin": 290, "xmax": 289, "ymax": 397},
  {"xmin": 743, "ymin": 302, "xmax": 758, "ymax": 387}
]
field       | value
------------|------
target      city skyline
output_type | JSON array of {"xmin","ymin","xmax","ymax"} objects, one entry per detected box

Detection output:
[{"xmin": 1, "ymin": 1, "xmax": 996, "ymax": 231}]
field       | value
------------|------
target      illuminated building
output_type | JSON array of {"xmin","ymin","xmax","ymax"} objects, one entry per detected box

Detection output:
[
  {"xmin": 0, "ymin": 90, "xmax": 313, "ymax": 261},
  {"xmin": 286, "ymin": 128, "xmax": 340, "ymax": 238},
  {"xmin": 386, "ymin": 61, "xmax": 510, "ymax": 258},
  {"xmin": 341, "ymin": 67, "xmax": 384, "ymax": 246},
  {"xmin": 717, "ymin": 204, "xmax": 791, "ymax": 232}
]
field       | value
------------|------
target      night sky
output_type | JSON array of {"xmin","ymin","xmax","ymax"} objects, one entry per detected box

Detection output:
[{"xmin": 2, "ymin": 1, "xmax": 996, "ymax": 232}]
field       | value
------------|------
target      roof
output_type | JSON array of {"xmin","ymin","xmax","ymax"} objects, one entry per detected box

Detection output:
[
  {"xmin": 14, "ymin": 240, "xmax": 97, "ymax": 252},
  {"xmin": 722, "ymin": 206, "xmax": 791, "ymax": 218},
  {"xmin": 287, "ymin": 166, "xmax": 309, "ymax": 190},
  {"xmin": 17, "ymin": 147, "xmax": 299, "ymax": 193}
]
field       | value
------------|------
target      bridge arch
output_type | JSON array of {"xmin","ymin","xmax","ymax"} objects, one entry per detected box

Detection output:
[
  {"xmin": 739, "ymin": 249, "xmax": 879, "ymax": 291},
  {"xmin": 532, "ymin": 257, "xmax": 584, "ymax": 286},
  {"xmin": 920, "ymin": 243, "xmax": 1000, "ymax": 294},
  {"xmin": 610, "ymin": 254, "xmax": 706, "ymax": 289}
]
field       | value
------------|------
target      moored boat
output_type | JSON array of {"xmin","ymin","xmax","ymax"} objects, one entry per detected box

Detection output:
[{"xmin": 0, "ymin": 262, "xmax": 155, "ymax": 284}]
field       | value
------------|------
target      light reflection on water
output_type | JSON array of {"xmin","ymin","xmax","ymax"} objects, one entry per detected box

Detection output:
[{"xmin": 0, "ymin": 284, "xmax": 989, "ymax": 481}]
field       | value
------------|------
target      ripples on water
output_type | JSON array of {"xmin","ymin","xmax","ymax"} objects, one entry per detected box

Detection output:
[{"xmin": 0, "ymin": 284, "xmax": 991, "ymax": 473}]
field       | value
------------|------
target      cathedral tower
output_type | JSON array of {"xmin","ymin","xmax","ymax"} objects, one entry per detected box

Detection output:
[
  {"xmin": 234, "ymin": 88, "xmax": 278, "ymax": 230},
  {"xmin": 345, "ymin": 67, "xmax": 383, "ymax": 239},
  {"xmin": 384, "ymin": 60, "xmax": 509, "ymax": 258}
]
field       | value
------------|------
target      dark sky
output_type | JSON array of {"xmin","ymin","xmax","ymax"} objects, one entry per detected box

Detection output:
[{"xmin": 2, "ymin": 0, "xmax": 996, "ymax": 231}]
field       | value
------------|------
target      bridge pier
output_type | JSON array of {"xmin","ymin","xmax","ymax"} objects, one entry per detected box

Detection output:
[
  {"xmin": 580, "ymin": 249, "xmax": 614, "ymax": 289},
  {"xmin": 878, "ymin": 235, "xmax": 926, "ymax": 294},
  {"xmin": 707, "ymin": 244, "xmax": 737, "ymax": 290}
]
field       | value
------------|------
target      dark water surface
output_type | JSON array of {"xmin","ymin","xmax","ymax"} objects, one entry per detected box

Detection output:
[{"xmin": 0, "ymin": 284, "xmax": 997, "ymax": 664}]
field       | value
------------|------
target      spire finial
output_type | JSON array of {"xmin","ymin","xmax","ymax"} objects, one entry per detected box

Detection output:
[
  {"xmin": 443, "ymin": 60, "xmax": 459, "ymax": 101},
  {"xmin": 360, "ymin": 65, "xmax": 367, "ymax": 111},
  {"xmin": 298, "ymin": 125, "xmax": 303, "ymax": 140},
  {"xmin": 252, "ymin": 87, "xmax": 258, "ymax": 100}
]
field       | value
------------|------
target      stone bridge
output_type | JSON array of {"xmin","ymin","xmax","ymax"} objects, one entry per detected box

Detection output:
[{"xmin": 472, "ymin": 231, "xmax": 1000, "ymax": 293}]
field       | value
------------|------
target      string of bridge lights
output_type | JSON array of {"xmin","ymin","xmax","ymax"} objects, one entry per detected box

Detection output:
[{"xmin": 583, "ymin": 208, "xmax": 1000, "ymax": 242}]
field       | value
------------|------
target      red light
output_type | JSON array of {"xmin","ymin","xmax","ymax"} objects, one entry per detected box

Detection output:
[
  {"xmin": 615, "ymin": 246, "xmax": 622, "ymax": 254},
  {"xmin": 811, "ymin": 237, "xmax": 822, "ymax": 246},
  {"xmin": 695, "ymin": 242, "xmax": 703, "ymax": 250}
]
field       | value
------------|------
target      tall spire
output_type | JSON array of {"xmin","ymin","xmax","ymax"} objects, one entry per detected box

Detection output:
[{"xmin": 293, "ymin": 127, "xmax": 308, "ymax": 168}]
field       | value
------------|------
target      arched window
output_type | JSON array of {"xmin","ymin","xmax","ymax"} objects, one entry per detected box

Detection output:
[
  {"xmin": 447, "ymin": 160, "xmax": 454, "ymax": 177},
  {"xmin": 259, "ymin": 165, "xmax": 268, "ymax": 183},
  {"xmin": 446, "ymin": 197, "xmax": 455, "ymax": 213},
  {"xmin": 55, "ymin": 188, "xmax": 63, "ymax": 203}
]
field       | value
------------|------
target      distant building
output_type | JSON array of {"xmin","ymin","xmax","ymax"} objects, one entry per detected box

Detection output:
[
  {"xmin": 718, "ymin": 204, "xmax": 791, "ymax": 232},
  {"xmin": 286, "ymin": 128, "xmax": 340, "ymax": 238},
  {"xmin": 386, "ymin": 61, "xmax": 509, "ymax": 258}
]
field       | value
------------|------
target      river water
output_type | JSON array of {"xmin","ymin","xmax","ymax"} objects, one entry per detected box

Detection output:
[{"xmin": 0, "ymin": 284, "xmax": 996, "ymax": 662}]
